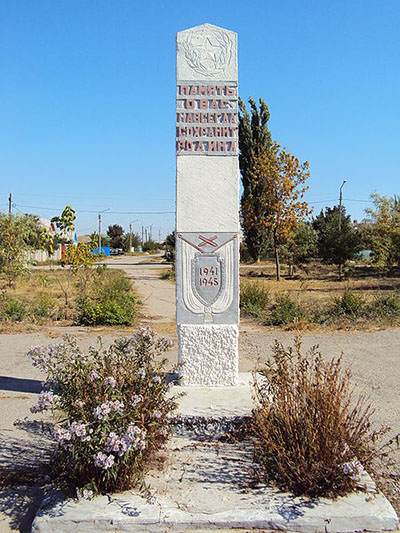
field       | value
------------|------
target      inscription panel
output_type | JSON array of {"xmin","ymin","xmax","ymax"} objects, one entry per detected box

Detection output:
[
  {"xmin": 176, "ymin": 83, "xmax": 238, "ymax": 155},
  {"xmin": 176, "ymin": 232, "xmax": 239, "ymax": 324}
]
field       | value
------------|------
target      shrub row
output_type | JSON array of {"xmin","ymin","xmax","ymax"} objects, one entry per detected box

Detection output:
[{"xmin": 240, "ymin": 282, "xmax": 400, "ymax": 327}]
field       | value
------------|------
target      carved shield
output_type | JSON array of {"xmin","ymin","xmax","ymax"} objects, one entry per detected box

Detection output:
[{"xmin": 192, "ymin": 253, "xmax": 224, "ymax": 307}]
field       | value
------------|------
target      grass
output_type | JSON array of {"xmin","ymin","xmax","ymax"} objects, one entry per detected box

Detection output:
[
  {"xmin": 0, "ymin": 267, "xmax": 139, "ymax": 331},
  {"xmin": 240, "ymin": 260, "xmax": 400, "ymax": 330}
]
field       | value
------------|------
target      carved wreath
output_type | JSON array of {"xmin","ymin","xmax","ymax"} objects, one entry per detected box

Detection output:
[{"xmin": 182, "ymin": 29, "xmax": 232, "ymax": 78}]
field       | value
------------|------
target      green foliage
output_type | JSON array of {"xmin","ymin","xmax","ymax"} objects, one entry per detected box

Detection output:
[
  {"xmin": 27, "ymin": 328, "xmax": 180, "ymax": 496},
  {"xmin": 284, "ymin": 222, "xmax": 318, "ymax": 274},
  {"xmin": 252, "ymin": 339, "xmax": 384, "ymax": 497},
  {"xmin": 239, "ymin": 97, "xmax": 273, "ymax": 261},
  {"xmin": 0, "ymin": 214, "xmax": 38, "ymax": 287},
  {"xmin": 372, "ymin": 292, "xmax": 400, "ymax": 317},
  {"xmin": 265, "ymin": 294, "xmax": 308, "ymax": 326},
  {"xmin": 364, "ymin": 193, "xmax": 400, "ymax": 269},
  {"xmin": 107, "ymin": 224, "xmax": 124, "ymax": 249},
  {"xmin": 313, "ymin": 206, "xmax": 361, "ymax": 271},
  {"xmin": 76, "ymin": 269, "xmax": 138, "ymax": 326},
  {"xmin": 122, "ymin": 232, "xmax": 141, "ymax": 252},
  {"xmin": 0, "ymin": 295, "xmax": 28, "ymax": 321},
  {"xmin": 142, "ymin": 239, "xmax": 158, "ymax": 252},
  {"xmin": 332, "ymin": 290, "xmax": 365, "ymax": 318},
  {"xmin": 240, "ymin": 281, "xmax": 270, "ymax": 317}
]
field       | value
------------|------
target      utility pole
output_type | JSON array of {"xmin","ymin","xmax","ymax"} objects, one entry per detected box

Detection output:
[
  {"xmin": 8, "ymin": 193, "xmax": 12, "ymax": 217},
  {"xmin": 129, "ymin": 223, "xmax": 132, "ymax": 251},
  {"xmin": 145, "ymin": 228, "xmax": 148, "ymax": 242},
  {"xmin": 338, "ymin": 179, "xmax": 347, "ymax": 232},
  {"xmin": 97, "ymin": 208, "xmax": 110, "ymax": 253},
  {"xmin": 141, "ymin": 225, "xmax": 144, "ymax": 244},
  {"xmin": 98, "ymin": 213, "xmax": 102, "ymax": 252}
]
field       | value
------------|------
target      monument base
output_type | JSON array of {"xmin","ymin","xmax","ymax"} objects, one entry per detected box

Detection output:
[{"xmin": 177, "ymin": 324, "xmax": 239, "ymax": 386}]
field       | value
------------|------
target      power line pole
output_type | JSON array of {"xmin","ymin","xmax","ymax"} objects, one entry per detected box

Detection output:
[
  {"xmin": 98, "ymin": 213, "xmax": 102, "ymax": 252},
  {"xmin": 8, "ymin": 193, "xmax": 12, "ymax": 217},
  {"xmin": 141, "ymin": 225, "xmax": 144, "ymax": 244},
  {"xmin": 129, "ymin": 223, "xmax": 132, "ymax": 251},
  {"xmin": 338, "ymin": 179, "xmax": 347, "ymax": 233}
]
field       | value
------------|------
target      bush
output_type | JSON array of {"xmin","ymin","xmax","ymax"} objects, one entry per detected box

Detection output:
[
  {"xmin": 32, "ymin": 293, "xmax": 56, "ymax": 319},
  {"xmin": 28, "ymin": 327, "xmax": 179, "ymax": 496},
  {"xmin": 371, "ymin": 292, "xmax": 400, "ymax": 318},
  {"xmin": 332, "ymin": 290, "xmax": 365, "ymax": 318},
  {"xmin": 0, "ymin": 295, "xmax": 28, "ymax": 321},
  {"xmin": 240, "ymin": 281, "xmax": 270, "ymax": 318},
  {"xmin": 265, "ymin": 294, "xmax": 307, "ymax": 326},
  {"xmin": 76, "ymin": 269, "xmax": 138, "ymax": 326},
  {"xmin": 252, "ymin": 339, "xmax": 384, "ymax": 498}
]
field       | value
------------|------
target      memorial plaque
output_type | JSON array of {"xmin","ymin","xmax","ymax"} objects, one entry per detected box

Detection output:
[
  {"xmin": 176, "ymin": 232, "xmax": 239, "ymax": 325},
  {"xmin": 176, "ymin": 24, "xmax": 239, "ymax": 386}
]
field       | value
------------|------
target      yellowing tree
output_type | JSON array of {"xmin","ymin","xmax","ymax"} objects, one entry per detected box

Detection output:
[{"xmin": 242, "ymin": 142, "xmax": 311, "ymax": 280}]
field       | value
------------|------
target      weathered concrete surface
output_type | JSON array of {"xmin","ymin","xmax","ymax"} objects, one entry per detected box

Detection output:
[{"xmin": 32, "ymin": 435, "xmax": 398, "ymax": 532}]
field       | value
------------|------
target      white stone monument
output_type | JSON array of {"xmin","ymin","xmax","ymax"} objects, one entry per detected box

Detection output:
[{"xmin": 175, "ymin": 23, "xmax": 239, "ymax": 386}]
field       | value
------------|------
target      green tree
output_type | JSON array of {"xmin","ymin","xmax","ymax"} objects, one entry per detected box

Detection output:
[
  {"xmin": 283, "ymin": 222, "xmax": 318, "ymax": 276},
  {"xmin": 242, "ymin": 143, "xmax": 311, "ymax": 280},
  {"xmin": 0, "ymin": 214, "xmax": 38, "ymax": 287},
  {"xmin": 313, "ymin": 206, "xmax": 361, "ymax": 276},
  {"xmin": 42, "ymin": 207, "xmax": 99, "ymax": 311},
  {"xmin": 238, "ymin": 97, "xmax": 273, "ymax": 261},
  {"xmin": 122, "ymin": 232, "xmax": 140, "ymax": 252},
  {"xmin": 363, "ymin": 193, "xmax": 400, "ymax": 269},
  {"xmin": 107, "ymin": 224, "xmax": 124, "ymax": 249}
]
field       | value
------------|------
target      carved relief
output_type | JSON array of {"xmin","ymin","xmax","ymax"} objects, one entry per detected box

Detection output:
[
  {"xmin": 176, "ymin": 232, "xmax": 238, "ymax": 324},
  {"xmin": 181, "ymin": 27, "xmax": 233, "ymax": 78}
]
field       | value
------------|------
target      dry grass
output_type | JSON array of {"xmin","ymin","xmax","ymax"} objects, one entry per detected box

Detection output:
[{"xmin": 240, "ymin": 260, "xmax": 400, "ymax": 330}]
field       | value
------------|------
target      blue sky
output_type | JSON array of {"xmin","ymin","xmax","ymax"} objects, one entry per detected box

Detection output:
[{"xmin": 1, "ymin": 0, "xmax": 399, "ymax": 238}]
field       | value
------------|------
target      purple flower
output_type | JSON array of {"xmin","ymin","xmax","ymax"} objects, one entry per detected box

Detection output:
[
  {"xmin": 93, "ymin": 452, "xmax": 115, "ymax": 470},
  {"xmin": 104, "ymin": 376, "xmax": 116, "ymax": 388},
  {"xmin": 131, "ymin": 394, "xmax": 142, "ymax": 407},
  {"xmin": 31, "ymin": 390, "xmax": 60, "ymax": 413},
  {"xmin": 152, "ymin": 409, "xmax": 162, "ymax": 419},
  {"xmin": 152, "ymin": 375, "xmax": 162, "ymax": 384},
  {"xmin": 89, "ymin": 370, "xmax": 99, "ymax": 380},
  {"xmin": 136, "ymin": 368, "xmax": 146, "ymax": 379}
]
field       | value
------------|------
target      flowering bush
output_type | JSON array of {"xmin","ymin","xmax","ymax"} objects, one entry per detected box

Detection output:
[{"xmin": 28, "ymin": 326, "xmax": 179, "ymax": 496}]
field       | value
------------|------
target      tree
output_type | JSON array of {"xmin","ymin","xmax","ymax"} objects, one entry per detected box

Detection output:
[
  {"xmin": 313, "ymin": 206, "xmax": 361, "ymax": 276},
  {"xmin": 0, "ymin": 214, "xmax": 38, "ymax": 287},
  {"xmin": 41, "ymin": 207, "xmax": 99, "ymax": 311},
  {"xmin": 122, "ymin": 232, "xmax": 140, "ymax": 252},
  {"xmin": 107, "ymin": 224, "xmax": 124, "ymax": 249},
  {"xmin": 363, "ymin": 193, "xmax": 400, "ymax": 269},
  {"xmin": 242, "ymin": 142, "xmax": 311, "ymax": 280},
  {"xmin": 283, "ymin": 222, "xmax": 318, "ymax": 276},
  {"xmin": 238, "ymin": 97, "xmax": 273, "ymax": 261}
]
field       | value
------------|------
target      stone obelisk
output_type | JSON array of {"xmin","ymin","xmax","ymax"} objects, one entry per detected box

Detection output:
[{"xmin": 175, "ymin": 24, "xmax": 239, "ymax": 386}]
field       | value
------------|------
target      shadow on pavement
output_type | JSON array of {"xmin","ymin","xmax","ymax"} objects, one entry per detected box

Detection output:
[
  {"xmin": 0, "ymin": 376, "xmax": 43, "ymax": 394},
  {"xmin": 0, "ymin": 429, "xmax": 53, "ymax": 531}
]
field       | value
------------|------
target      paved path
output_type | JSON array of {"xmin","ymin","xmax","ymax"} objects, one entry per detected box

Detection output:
[{"xmin": 0, "ymin": 255, "xmax": 399, "ymax": 530}]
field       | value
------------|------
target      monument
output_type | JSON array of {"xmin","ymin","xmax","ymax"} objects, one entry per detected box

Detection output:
[{"xmin": 175, "ymin": 23, "xmax": 239, "ymax": 386}]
